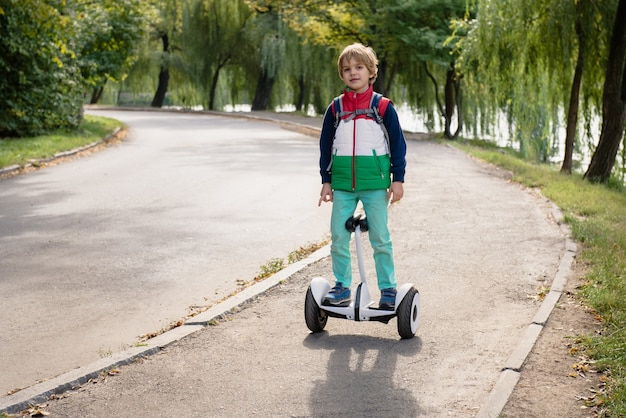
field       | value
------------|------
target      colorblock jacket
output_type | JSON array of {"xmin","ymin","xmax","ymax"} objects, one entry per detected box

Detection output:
[{"xmin": 319, "ymin": 85, "xmax": 407, "ymax": 191}]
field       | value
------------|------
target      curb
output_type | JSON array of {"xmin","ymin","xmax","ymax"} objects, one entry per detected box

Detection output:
[{"xmin": 0, "ymin": 246, "xmax": 330, "ymax": 415}]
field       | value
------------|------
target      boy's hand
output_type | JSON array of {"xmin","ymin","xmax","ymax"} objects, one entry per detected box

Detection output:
[
  {"xmin": 318, "ymin": 183, "xmax": 333, "ymax": 206},
  {"xmin": 388, "ymin": 181, "xmax": 404, "ymax": 204}
]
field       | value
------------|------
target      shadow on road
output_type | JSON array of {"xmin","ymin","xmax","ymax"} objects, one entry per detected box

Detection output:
[{"xmin": 304, "ymin": 332, "xmax": 424, "ymax": 416}]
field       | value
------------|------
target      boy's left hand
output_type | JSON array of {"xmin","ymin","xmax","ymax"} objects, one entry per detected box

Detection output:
[{"xmin": 388, "ymin": 181, "xmax": 404, "ymax": 204}]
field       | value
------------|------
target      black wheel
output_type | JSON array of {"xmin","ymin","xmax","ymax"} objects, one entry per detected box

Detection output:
[
  {"xmin": 397, "ymin": 287, "xmax": 420, "ymax": 339},
  {"xmin": 305, "ymin": 286, "xmax": 327, "ymax": 333}
]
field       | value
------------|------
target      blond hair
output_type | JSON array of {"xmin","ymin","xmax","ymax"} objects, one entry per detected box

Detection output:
[{"xmin": 337, "ymin": 43, "xmax": 378, "ymax": 84}]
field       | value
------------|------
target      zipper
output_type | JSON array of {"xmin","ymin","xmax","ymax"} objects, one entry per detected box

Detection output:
[
  {"xmin": 350, "ymin": 90, "xmax": 360, "ymax": 190},
  {"xmin": 351, "ymin": 118, "xmax": 356, "ymax": 190}
]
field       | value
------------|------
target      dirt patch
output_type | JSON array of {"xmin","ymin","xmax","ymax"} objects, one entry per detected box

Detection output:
[{"xmin": 501, "ymin": 258, "xmax": 605, "ymax": 417}]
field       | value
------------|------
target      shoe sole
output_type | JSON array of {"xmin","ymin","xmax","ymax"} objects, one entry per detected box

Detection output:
[{"xmin": 322, "ymin": 299, "xmax": 351, "ymax": 307}]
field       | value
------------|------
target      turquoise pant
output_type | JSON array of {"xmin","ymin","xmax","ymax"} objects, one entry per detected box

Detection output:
[{"xmin": 330, "ymin": 189, "xmax": 397, "ymax": 290}]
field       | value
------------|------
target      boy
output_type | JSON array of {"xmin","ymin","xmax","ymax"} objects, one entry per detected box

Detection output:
[{"xmin": 318, "ymin": 43, "xmax": 407, "ymax": 310}]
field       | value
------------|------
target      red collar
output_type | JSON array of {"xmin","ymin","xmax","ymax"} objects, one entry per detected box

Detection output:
[{"xmin": 341, "ymin": 85, "xmax": 374, "ymax": 111}]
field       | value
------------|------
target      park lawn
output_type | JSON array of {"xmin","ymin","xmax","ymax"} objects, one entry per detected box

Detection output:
[
  {"xmin": 456, "ymin": 140, "xmax": 626, "ymax": 416},
  {"xmin": 0, "ymin": 115, "xmax": 123, "ymax": 169}
]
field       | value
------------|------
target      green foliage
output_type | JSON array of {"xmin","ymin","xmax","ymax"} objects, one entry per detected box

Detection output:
[
  {"xmin": 456, "ymin": 0, "xmax": 617, "ymax": 163},
  {"xmin": 74, "ymin": 0, "xmax": 149, "ymax": 89},
  {"xmin": 117, "ymin": 0, "xmax": 184, "ymax": 101},
  {"xmin": 0, "ymin": 0, "xmax": 148, "ymax": 136},
  {"xmin": 246, "ymin": 0, "xmax": 467, "ymax": 120},
  {"xmin": 0, "ymin": 0, "xmax": 84, "ymax": 137},
  {"xmin": 178, "ymin": 0, "xmax": 253, "ymax": 109},
  {"xmin": 255, "ymin": 257, "xmax": 285, "ymax": 280},
  {"xmin": 287, "ymin": 240, "xmax": 329, "ymax": 264}
]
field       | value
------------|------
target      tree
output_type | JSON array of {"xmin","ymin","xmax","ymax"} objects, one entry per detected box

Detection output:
[
  {"xmin": 148, "ymin": 0, "xmax": 183, "ymax": 108},
  {"xmin": 248, "ymin": 0, "xmax": 467, "ymax": 136},
  {"xmin": 584, "ymin": 0, "xmax": 626, "ymax": 183},
  {"xmin": 75, "ymin": 0, "xmax": 148, "ymax": 104},
  {"xmin": 523, "ymin": 0, "xmax": 609, "ymax": 174},
  {"xmin": 182, "ymin": 0, "xmax": 252, "ymax": 110},
  {"xmin": 0, "ymin": 0, "xmax": 83, "ymax": 137},
  {"xmin": 395, "ymin": 0, "xmax": 469, "ymax": 139},
  {"xmin": 456, "ymin": 0, "xmax": 614, "ymax": 166},
  {"xmin": 250, "ymin": 13, "xmax": 285, "ymax": 110}
]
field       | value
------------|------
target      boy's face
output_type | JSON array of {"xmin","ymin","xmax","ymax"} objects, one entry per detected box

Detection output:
[{"xmin": 340, "ymin": 58, "xmax": 373, "ymax": 94}]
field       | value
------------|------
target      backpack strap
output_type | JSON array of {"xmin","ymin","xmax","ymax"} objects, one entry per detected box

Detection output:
[
  {"xmin": 332, "ymin": 96, "xmax": 343, "ymax": 129},
  {"xmin": 370, "ymin": 93, "xmax": 390, "ymax": 147},
  {"xmin": 332, "ymin": 93, "xmax": 390, "ymax": 149},
  {"xmin": 370, "ymin": 93, "xmax": 390, "ymax": 121}
]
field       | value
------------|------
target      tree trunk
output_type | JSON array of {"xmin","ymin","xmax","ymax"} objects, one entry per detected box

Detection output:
[
  {"xmin": 208, "ymin": 66, "xmax": 221, "ymax": 111},
  {"xmin": 584, "ymin": 0, "xmax": 626, "ymax": 183},
  {"xmin": 385, "ymin": 62, "xmax": 398, "ymax": 96},
  {"xmin": 251, "ymin": 70, "xmax": 275, "ymax": 111},
  {"xmin": 295, "ymin": 75, "xmax": 305, "ymax": 112},
  {"xmin": 561, "ymin": 16, "xmax": 585, "ymax": 174},
  {"xmin": 151, "ymin": 33, "xmax": 170, "ymax": 108},
  {"xmin": 443, "ymin": 65, "xmax": 455, "ymax": 139},
  {"xmin": 374, "ymin": 60, "xmax": 388, "ymax": 96},
  {"xmin": 90, "ymin": 85, "xmax": 104, "ymax": 104},
  {"xmin": 423, "ymin": 62, "xmax": 444, "ymax": 119},
  {"xmin": 453, "ymin": 75, "xmax": 463, "ymax": 139}
]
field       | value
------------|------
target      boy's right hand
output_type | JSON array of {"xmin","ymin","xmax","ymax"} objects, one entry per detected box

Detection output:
[{"xmin": 318, "ymin": 183, "xmax": 333, "ymax": 206}]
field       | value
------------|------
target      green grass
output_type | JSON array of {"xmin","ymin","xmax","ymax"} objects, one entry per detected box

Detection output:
[
  {"xmin": 456, "ymin": 139, "xmax": 626, "ymax": 415},
  {"xmin": 0, "ymin": 115, "xmax": 124, "ymax": 169}
]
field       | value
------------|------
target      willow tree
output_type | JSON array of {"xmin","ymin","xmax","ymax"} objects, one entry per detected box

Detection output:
[
  {"xmin": 145, "ymin": 0, "xmax": 184, "ymax": 108},
  {"xmin": 457, "ymin": 0, "xmax": 619, "ymax": 170},
  {"xmin": 243, "ymin": 8, "xmax": 285, "ymax": 111},
  {"xmin": 393, "ymin": 0, "xmax": 469, "ymax": 139},
  {"xmin": 584, "ymin": 0, "xmax": 626, "ymax": 183},
  {"xmin": 247, "ymin": 0, "xmax": 467, "ymax": 137},
  {"xmin": 180, "ymin": 0, "xmax": 253, "ymax": 110},
  {"xmin": 254, "ymin": 0, "xmax": 407, "ymax": 96},
  {"xmin": 269, "ymin": 27, "xmax": 338, "ymax": 114}
]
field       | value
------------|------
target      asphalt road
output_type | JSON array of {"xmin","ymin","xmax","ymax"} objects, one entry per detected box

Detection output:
[
  {"xmin": 0, "ymin": 110, "xmax": 331, "ymax": 395},
  {"xmin": 1, "ymin": 110, "xmax": 571, "ymax": 416}
]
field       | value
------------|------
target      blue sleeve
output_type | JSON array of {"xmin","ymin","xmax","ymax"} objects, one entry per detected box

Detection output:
[
  {"xmin": 319, "ymin": 104, "xmax": 335, "ymax": 184},
  {"xmin": 383, "ymin": 102, "xmax": 407, "ymax": 183}
]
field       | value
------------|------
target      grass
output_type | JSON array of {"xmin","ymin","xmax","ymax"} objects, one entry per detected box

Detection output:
[
  {"xmin": 0, "ymin": 115, "xmax": 123, "ymax": 169},
  {"xmin": 456, "ymin": 139, "xmax": 626, "ymax": 415}
]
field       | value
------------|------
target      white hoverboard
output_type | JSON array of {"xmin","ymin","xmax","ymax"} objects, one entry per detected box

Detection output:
[{"xmin": 305, "ymin": 215, "xmax": 420, "ymax": 339}]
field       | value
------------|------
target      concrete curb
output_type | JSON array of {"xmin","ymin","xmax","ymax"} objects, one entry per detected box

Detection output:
[{"xmin": 0, "ymin": 246, "xmax": 330, "ymax": 414}]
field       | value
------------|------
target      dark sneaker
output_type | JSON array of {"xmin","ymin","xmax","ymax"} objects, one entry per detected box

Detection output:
[
  {"xmin": 323, "ymin": 284, "xmax": 351, "ymax": 306},
  {"xmin": 379, "ymin": 288, "xmax": 397, "ymax": 310}
]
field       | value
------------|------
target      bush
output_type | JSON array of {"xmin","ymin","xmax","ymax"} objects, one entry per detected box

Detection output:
[{"xmin": 0, "ymin": 1, "xmax": 84, "ymax": 137}]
